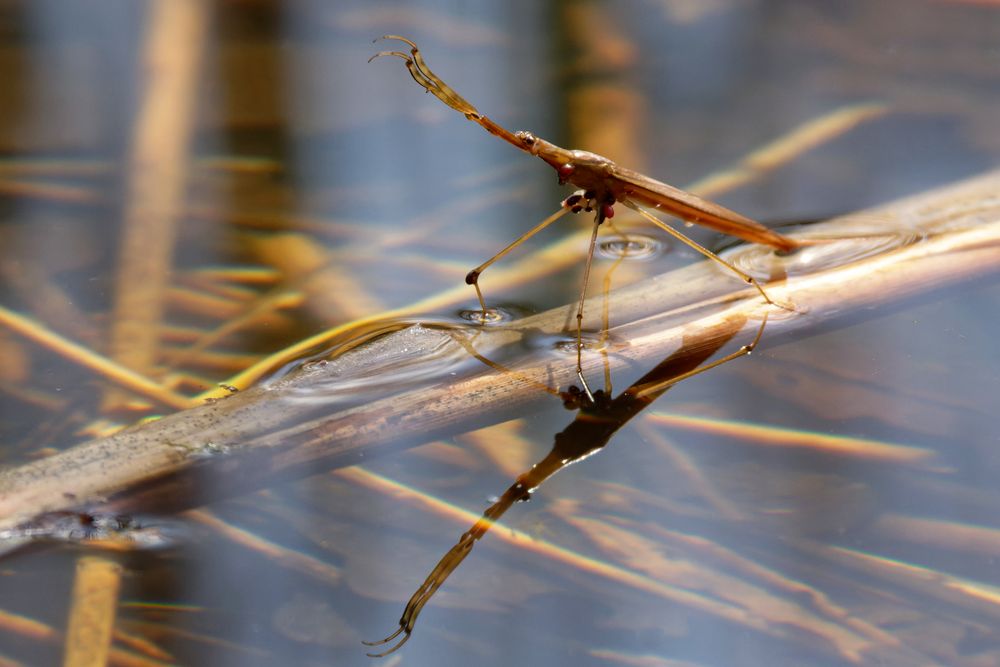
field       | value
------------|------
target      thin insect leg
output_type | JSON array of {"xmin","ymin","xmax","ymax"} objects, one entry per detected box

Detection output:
[
  {"xmin": 450, "ymin": 331, "xmax": 562, "ymax": 397},
  {"xmin": 622, "ymin": 200, "xmax": 792, "ymax": 310},
  {"xmin": 368, "ymin": 508, "xmax": 505, "ymax": 655},
  {"xmin": 597, "ymin": 219, "xmax": 631, "ymax": 394},
  {"xmin": 369, "ymin": 49, "xmax": 463, "ymax": 116},
  {"xmin": 370, "ymin": 36, "xmax": 480, "ymax": 117},
  {"xmin": 465, "ymin": 206, "xmax": 570, "ymax": 316},
  {"xmin": 630, "ymin": 312, "xmax": 769, "ymax": 399},
  {"xmin": 370, "ymin": 36, "xmax": 526, "ymax": 150},
  {"xmin": 600, "ymin": 267, "xmax": 613, "ymax": 393},
  {"xmin": 368, "ymin": 49, "xmax": 472, "ymax": 117},
  {"xmin": 389, "ymin": 36, "xmax": 481, "ymax": 117},
  {"xmin": 574, "ymin": 209, "xmax": 606, "ymax": 402},
  {"xmin": 598, "ymin": 267, "xmax": 614, "ymax": 393},
  {"xmin": 363, "ymin": 485, "xmax": 524, "ymax": 657},
  {"xmin": 361, "ymin": 625, "xmax": 406, "ymax": 655},
  {"xmin": 367, "ymin": 46, "xmax": 429, "ymax": 83}
]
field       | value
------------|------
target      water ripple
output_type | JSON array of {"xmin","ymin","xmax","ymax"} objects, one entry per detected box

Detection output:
[
  {"xmin": 721, "ymin": 215, "xmax": 926, "ymax": 281},
  {"xmin": 597, "ymin": 233, "xmax": 664, "ymax": 261}
]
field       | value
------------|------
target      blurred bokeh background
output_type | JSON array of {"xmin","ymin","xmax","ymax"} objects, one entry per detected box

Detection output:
[{"xmin": 1, "ymin": 1, "xmax": 999, "ymax": 665}]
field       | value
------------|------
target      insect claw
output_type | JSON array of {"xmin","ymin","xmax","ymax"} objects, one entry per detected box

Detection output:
[
  {"xmin": 367, "ymin": 50, "xmax": 410, "ymax": 64},
  {"xmin": 375, "ymin": 34, "xmax": 419, "ymax": 49},
  {"xmin": 362, "ymin": 625, "xmax": 412, "ymax": 658},
  {"xmin": 369, "ymin": 36, "xmax": 481, "ymax": 119},
  {"xmin": 362, "ymin": 624, "xmax": 405, "ymax": 647}
]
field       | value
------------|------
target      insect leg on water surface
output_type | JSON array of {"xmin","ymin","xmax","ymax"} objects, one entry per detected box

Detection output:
[
  {"xmin": 362, "ymin": 311, "xmax": 770, "ymax": 657},
  {"xmin": 370, "ymin": 35, "xmax": 800, "ymax": 401}
]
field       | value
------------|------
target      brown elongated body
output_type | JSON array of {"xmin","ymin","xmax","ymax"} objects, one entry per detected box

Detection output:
[
  {"xmin": 591, "ymin": 159, "xmax": 799, "ymax": 252},
  {"xmin": 370, "ymin": 35, "xmax": 797, "ymax": 402},
  {"xmin": 523, "ymin": 136, "xmax": 800, "ymax": 252},
  {"xmin": 371, "ymin": 35, "xmax": 800, "ymax": 253}
]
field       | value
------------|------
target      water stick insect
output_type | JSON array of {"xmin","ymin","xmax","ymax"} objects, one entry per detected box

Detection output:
[{"xmin": 370, "ymin": 35, "xmax": 801, "ymax": 401}]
